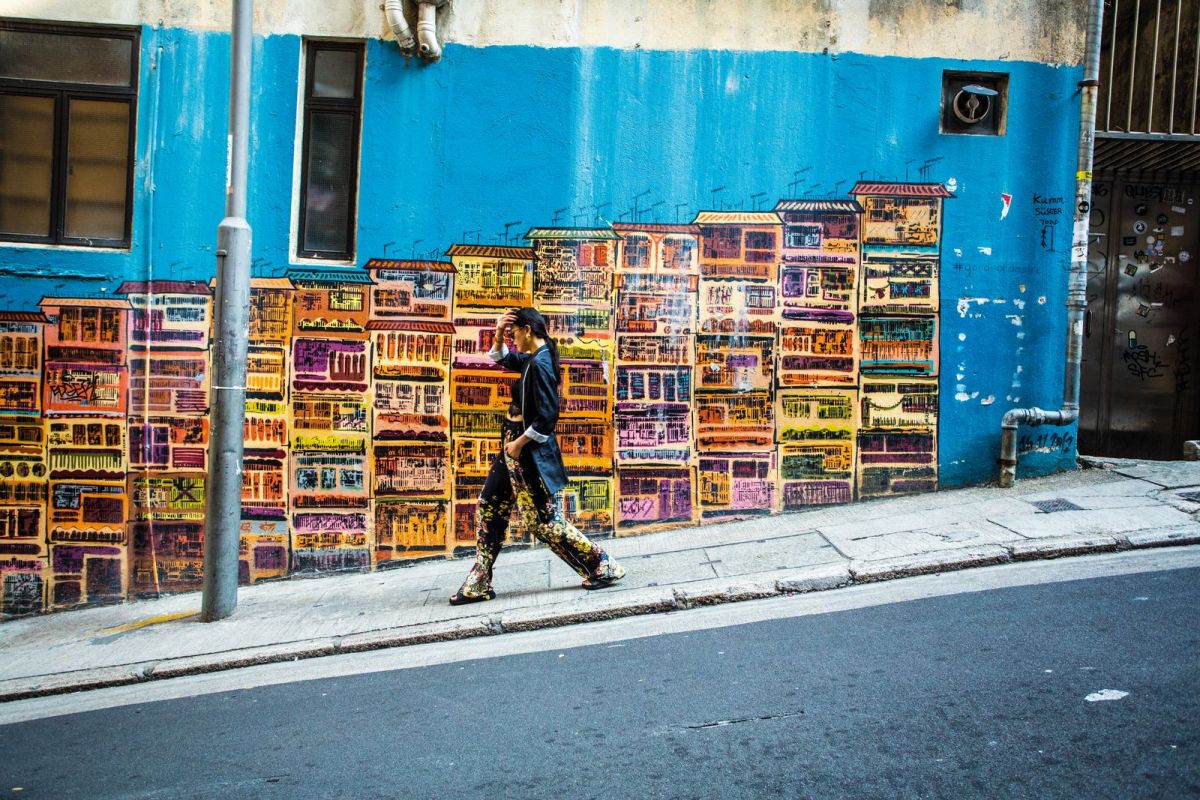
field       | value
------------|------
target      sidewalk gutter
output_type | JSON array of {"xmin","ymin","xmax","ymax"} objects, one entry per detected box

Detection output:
[{"xmin": 3, "ymin": 528, "xmax": 1197, "ymax": 704}]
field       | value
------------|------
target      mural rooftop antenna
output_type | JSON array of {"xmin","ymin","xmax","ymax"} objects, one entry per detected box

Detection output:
[
  {"xmin": 833, "ymin": 179, "xmax": 846, "ymax": 195},
  {"xmin": 919, "ymin": 156, "xmax": 945, "ymax": 181},
  {"xmin": 632, "ymin": 189, "xmax": 652, "ymax": 218},
  {"xmin": 502, "ymin": 221, "xmax": 522, "ymax": 244},
  {"xmin": 410, "ymin": 239, "xmax": 424, "ymax": 258},
  {"xmin": 551, "ymin": 207, "xmax": 568, "ymax": 225},
  {"xmin": 750, "ymin": 192, "xmax": 766, "ymax": 210},
  {"xmin": 461, "ymin": 229, "xmax": 480, "ymax": 244},
  {"xmin": 592, "ymin": 201, "xmax": 612, "ymax": 223},
  {"xmin": 675, "ymin": 202, "xmax": 689, "ymax": 223},
  {"xmin": 382, "ymin": 241, "xmax": 396, "ymax": 257},
  {"xmin": 710, "ymin": 186, "xmax": 726, "ymax": 210},
  {"xmin": 787, "ymin": 166, "xmax": 813, "ymax": 195}
]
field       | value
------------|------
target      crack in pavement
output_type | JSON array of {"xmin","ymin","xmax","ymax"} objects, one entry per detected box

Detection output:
[{"xmin": 686, "ymin": 710, "xmax": 805, "ymax": 729}]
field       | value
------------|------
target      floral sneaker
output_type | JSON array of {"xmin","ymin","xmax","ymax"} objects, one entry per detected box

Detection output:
[{"xmin": 581, "ymin": 554, "xmax": 626, "ymax": 590}]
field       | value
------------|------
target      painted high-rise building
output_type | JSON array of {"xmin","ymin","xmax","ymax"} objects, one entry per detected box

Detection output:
[
  {"xmin": 526, "ymin": 227, "xmax": 620, "ymax": 538},
  {"xmin": 39, "ymin": 297, "xmax": 131, "ymax": 609},
  {"xmin": 446, "ymin": 244, "xmax": 534, "ymax": 549},
  {"xmin": 773, "ymin": 200, "xmax": 864, "ymax": 510},
  {"xmin": 240, "ymin": 276, "xmax": 296, "ymax": 583},
  {"xmin": 285, "ymin": 268, "xmax": 374, "ymax": 572},
  {"xmin": 852, "ymin": 182, "xmax": 951, "ymax": 498},
  {"xmin": 0, "ymin": 311, "xmax": 48, "ymax": 616},
  {"xmin": 119, "ymin": 281, "xmax": 212, "ymax": 596},
  {"xmin": 364, "ymin": 258, "xmax": 455, "ymax": 561},
  {"xmin": 692, "ymin": 212, "xmax": 781, "ymax": 520},
  {"xmin": 611, "ymin": 222, "xmax": 700, "ymax": 531}
]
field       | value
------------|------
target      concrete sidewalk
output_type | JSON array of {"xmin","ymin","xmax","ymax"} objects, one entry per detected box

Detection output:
[{"xmin": 3, "ymin": 459, "xmax": 1200, "ymax": 703}]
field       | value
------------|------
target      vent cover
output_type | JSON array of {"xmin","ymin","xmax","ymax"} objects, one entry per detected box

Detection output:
[{"xmin": 1029, "ymin": 498, "xmax": 1084, "ymax": 513}]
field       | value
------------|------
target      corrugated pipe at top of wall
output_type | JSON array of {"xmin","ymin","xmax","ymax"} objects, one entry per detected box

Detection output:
[
  {"xmin": 382, "ymin": 0, "xmax": 449, "ymax": 62},
  {"xmin": 384, "ymin": 0, "xmax": 416, "ymax": 55},
  {"xmin": 416, "ymin": 1, "xmax": 443, "ymax": 61},
  {"xmin": 997, "ymin": 0, "xmax": 1104, "ymax": 488}
]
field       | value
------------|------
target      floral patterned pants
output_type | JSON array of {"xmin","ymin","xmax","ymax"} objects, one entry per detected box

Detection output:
[{"xmin": 456, "ymin": 425, "xmax": 623, "ymax": 599}]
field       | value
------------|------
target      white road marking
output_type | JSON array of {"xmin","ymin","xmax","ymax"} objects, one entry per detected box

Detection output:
[{"xmin": 2, "ymin": 547, "xmax": 1198, "ymax": 726}]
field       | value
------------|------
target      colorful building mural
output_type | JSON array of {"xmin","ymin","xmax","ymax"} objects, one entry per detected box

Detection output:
[
  {"xmin": 448, "ymin": 244, "xmax": 534, "ymax": 549},
  {"xmin": 0, "ymin": 312, "xmax": 48, "ymax": 616},
  {"xmin": 121, "ymin": 280, "xmax": 212, "ymax": 596},
  {"xmin": 240, "ymin": 276, "xmax": 294, "ymax": 584},
  {"xmin": 365, "ymin": 258, "xmax": 455, "ymax": 561},
  {"xmin": 0, "ymin": 1, "xmax": 1088, "ymax": 616},
  {"xmin": 612, "ymin": 222, "xmax": 700, "ymax": 531},
  {"xmin": 0, "ymin": 185, "xmax": 961, "ymax": 613},
  {"xmin": 39, "ymin": 297, "xmax": 131, "ymax": 610}
]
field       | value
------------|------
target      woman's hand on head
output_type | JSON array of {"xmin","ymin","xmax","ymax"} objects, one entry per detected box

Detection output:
[{"xmin": 495, "ymin": 310, "xmax": 517, "ymax": 333}]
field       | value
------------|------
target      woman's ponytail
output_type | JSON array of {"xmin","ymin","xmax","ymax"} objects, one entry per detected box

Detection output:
[{"xmin": 543, "ymin": 335, "xmax": 562, "ymax": 386}]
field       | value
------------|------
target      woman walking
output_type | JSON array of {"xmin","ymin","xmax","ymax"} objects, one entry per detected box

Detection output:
[{"xmin": 450, "ymin": 308, "xmax": 626, "ymax": 605}]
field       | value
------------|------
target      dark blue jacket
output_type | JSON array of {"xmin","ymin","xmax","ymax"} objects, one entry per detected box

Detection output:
[{"xmin": 493, "ymin": 344, "xmax": 570, "ymax": 496}]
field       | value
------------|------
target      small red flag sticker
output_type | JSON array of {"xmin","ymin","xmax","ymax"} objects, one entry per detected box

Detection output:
[{"xmin": 1000, "ymin": 193, "xmax": 1013, "ymax": 220}]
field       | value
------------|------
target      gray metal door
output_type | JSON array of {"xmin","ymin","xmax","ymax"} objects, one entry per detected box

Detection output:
[{"xmin": 1080, "ymin": 178, "xmax": 1200, "ymax": 459}]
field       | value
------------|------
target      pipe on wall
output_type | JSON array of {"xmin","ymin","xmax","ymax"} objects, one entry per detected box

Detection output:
[
  {"xmin": 384, "ymin": 0, "xmax": 416, "ymax": 55},
  {"xmin": 383, "ymin": 0, "xmax": 449, "ymax": 61},
  {"xmin": 998, "ymin": 0, "xmax": 1105, "ymax": 487},
  {"xmin": 416, "ymin": 1, "xmax": 443, "ymax": 61}
]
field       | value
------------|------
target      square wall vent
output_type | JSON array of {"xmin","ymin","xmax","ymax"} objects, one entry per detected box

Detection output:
[{"xmin": 941, "ymin": 71, "xmax": 1008, "ymax": 136}]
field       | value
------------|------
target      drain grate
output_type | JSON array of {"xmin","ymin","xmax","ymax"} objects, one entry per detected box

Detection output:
[
  {"xmin": 1177, "ymin": 491, "xmax": 1200, "ymax": 503},
  {"xmin": 1029, "ymin": 498, "xmax": 1084, "ymax": 513}
]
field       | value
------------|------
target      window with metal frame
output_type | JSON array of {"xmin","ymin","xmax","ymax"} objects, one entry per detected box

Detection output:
[
  {"xmin": 297, "ymin": 41, "xmax": 364, "ymax": 261},
  {"xmin": 0, "ymin": 20, "xmax": 139, "ymax": 247}
]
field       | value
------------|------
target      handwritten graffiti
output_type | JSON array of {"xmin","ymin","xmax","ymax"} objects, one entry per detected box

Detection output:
[
  {"xmin": 1124, "ymin": 183, "xmax": 1188, "ymax": 204},
  {"xmin": 1122, "ymin": 344, "xmax": 1168, "ymax": 381},
  {"xmin": 1017, "ymin": 431, "xmax": 1075, "ymax": 455},
  {"xmin": 1174, "ymin": 333, "xmax": 1193, "ymax": 394},
  {"xmin": 1032, "ymin": 192, "xmax": 1065, "ymax": 251}
]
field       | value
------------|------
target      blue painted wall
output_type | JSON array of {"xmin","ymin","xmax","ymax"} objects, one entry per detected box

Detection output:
[{"xmin": 0, "ymin": 28, "xmax": 1082, "ymax": 482}]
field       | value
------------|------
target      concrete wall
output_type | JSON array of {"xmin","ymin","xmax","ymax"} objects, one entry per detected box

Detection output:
[
  {"xmin": 8, "ymin": 0, "xmax": 1086, "ymax": 61},
  {"xmin": 0, "ymin": 0, "xmax": 1088, "ymax": 616}
]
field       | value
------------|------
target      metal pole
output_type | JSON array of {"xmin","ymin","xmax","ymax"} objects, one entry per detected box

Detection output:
[
  {"xmin": 1126, "ymin": 0, "xmax": 1140, "ymax": 131},
  {"xmin": 1105, "ymin": 0, "xmax": 1118, "ymax": 131},
  {"xmin": 1192, "ymin": 1, "xmax": 1200, "ymax": 134},
  {"xmin": 1147, "ymin": 0, "xmax": 1161, "ymax": 131},
  {"xmin": 202, "ymin": 0, "xmax": 254, "ymax": 621},
  {"xmin": 998, "ymin": 0, "xmax": 1103, "ymax": 487},
  {"xmin": 1169, "ymin": 0, "xmax": 1181, "ymax": 133}
]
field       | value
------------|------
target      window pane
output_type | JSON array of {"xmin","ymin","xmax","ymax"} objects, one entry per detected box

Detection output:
[
  {"xmin": 64, "ymin": 98, "xmax": 130, "ymax": 241},
  {"xmin": 0, "ymin": 30, "xmax": 134, "ymax": 87},
  {"xmin": 0, "ymin": 94, "xmax": 54, "ymax": 237},
  {"xmin": 312, "ymin": 49, "xmax": 358, "ymax": 98},
  {"xmin": 302, "ymin": 111, "xmax": 355, "ymax": 255}
]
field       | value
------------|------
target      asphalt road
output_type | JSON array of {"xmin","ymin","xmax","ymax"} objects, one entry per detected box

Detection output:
[{"xmin": 2, "ymin": 566, "xmax": 1198, "ymax": 800}]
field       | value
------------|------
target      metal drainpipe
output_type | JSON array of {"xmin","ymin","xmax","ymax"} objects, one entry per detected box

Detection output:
[{"xmin": 998, "ymin": 0, "xmax": 1105, "ymax": 487}]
